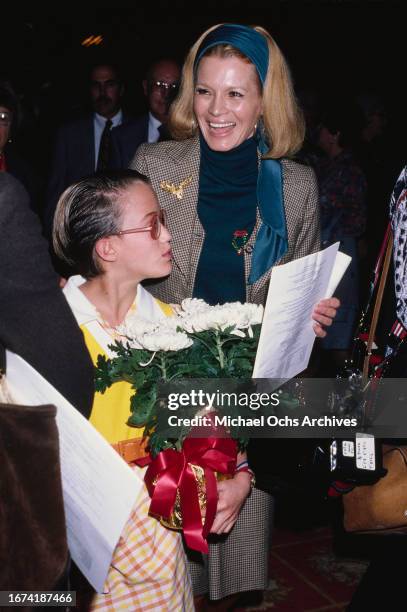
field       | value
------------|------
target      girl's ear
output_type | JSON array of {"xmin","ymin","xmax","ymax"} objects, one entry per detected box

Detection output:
[{"xmin": 94, "ymin": 236, "xmax": 118, "ymax": 263}]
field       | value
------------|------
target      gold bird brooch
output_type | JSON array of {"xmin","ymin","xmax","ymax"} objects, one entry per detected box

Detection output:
[{"xmin": 160, "ymin": 176, "xmax": 192, "ymax": 200}]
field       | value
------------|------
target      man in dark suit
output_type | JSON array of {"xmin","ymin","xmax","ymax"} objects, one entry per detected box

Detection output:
[
  {"xmin": 0, "ymin": 172, "xmax": 94, "ymax": 596},
  {"xmin": 111, "ymin": 58, "xmax": 180, "ymax": 169},
  {"xmin": 44, "ymin": 62, "xmax": 130, "ymax": 236},
  {"xmin": 0, "ymin": 172, "xmax": 94, "ymax": 417}
]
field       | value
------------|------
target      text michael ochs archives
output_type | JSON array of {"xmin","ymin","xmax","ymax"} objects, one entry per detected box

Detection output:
[
  {"xmin": 167, "ymin": 414, "xmax": 358, "ymax": 428},
  {"xmin": 164, "ymin": 390, "xmax": 358, "ymax": 429}
]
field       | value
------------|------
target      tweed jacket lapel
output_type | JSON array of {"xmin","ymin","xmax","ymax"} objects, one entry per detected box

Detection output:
[
  {"xmin": 133, "ymin": 138, "xmax": 320, "ymax": 306},
  {"xmin": 137, "ymin": 136, "xmax": 263, "ymax": 296},
  {"xmin": 134, "ymin": 138, "xmax": 203, "ymax": 290}
]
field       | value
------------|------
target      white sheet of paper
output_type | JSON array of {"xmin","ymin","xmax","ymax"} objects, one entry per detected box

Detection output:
[
  {"xmin": 5, "ymin": 350, "xmax": 144, "ymax": 593},
  {"xmin": 253, "ymin": 243, "xmax": 351, "ymax": 379},
  {"xmin": 325, "ymin": 249, "xmax": 352, "ymax": 299}
]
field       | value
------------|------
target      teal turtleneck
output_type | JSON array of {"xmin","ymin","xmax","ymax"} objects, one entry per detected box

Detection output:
[{"xmin": 193, "ymin": 134, "xmax": 258, "ymax": 305}]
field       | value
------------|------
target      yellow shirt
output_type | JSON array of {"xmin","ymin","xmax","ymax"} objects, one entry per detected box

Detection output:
[{"xmin": 63, "ymin": 276, "xmax": 173, "ymax": 444}]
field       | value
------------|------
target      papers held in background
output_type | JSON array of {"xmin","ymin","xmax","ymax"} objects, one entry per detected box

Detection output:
[
  {"xmin": 5, "ymin": 350, "xmax": 144, "ymax": 593},
  {"xmin": 253, "ymin": 243, "xmax": 351, "ymax": 379}
]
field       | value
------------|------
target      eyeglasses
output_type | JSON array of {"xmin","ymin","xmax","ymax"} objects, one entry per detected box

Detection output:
[
  {"xmin": 116, "ymin": 209, "xmax": 166, "ymax": 240},
  {"xmin": 0, "ymin": 111, "xmax": 12, "ymax": 126},
  {"xmin": 151, "ymin": 80, "xmax": 179, "ymax": 92}
]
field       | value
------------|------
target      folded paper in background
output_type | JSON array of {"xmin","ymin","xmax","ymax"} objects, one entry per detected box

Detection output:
[{"xmin": 5, "ymin": 350, "xmax": 143, "ymax": 593}]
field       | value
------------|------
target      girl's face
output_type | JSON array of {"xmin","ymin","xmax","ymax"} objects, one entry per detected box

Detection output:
[
  {"xmin": 193, "ymin": 55, "xmax": 263, "ymax": 152},
  {"xmin": 109, "ymin": 182, "xmax": 171, "ymax": 283}
]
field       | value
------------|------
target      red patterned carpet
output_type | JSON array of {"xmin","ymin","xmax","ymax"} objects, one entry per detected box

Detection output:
[
  {"xmin": 250, "ymin": 527, "xmax": 367, "ymax": 611},
  {"xmin": 205, "ymin": 526, "xmax": 368, "ymax": 612}
]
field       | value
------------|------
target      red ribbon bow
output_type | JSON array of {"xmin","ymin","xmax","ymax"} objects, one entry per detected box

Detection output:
[{"xmin": 137, "ymin": 437, "xmax": 237, "ymax": 553}]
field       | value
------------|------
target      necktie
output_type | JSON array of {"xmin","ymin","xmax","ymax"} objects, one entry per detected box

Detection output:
[
  {"xmin": 97, "ymin": 118, "xmax": 113, "ymax": 171},
  {"xmin": 157, "ymin": 123, "xmax": 170, "ymax": 142}
]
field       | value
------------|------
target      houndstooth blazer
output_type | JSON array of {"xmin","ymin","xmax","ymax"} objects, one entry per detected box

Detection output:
[{"xmin": 131, "ymin": 137, "xmax": 320, "ymax": 306}]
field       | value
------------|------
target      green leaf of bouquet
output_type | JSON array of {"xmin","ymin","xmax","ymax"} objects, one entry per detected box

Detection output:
[
  {"xmin": 148, "ymin": 432, "xmax": 177, "ymax": 457},
  {"xmin": 128, "ymin": 385, "xmax": 157, "ymax": 427},
  {"xmin": 128, "ymin": 371, "xmax": 147, "ymax": 389},
  {"xmin": 94, "ymin": 355, "xmax": 116, "ymax": 393}
]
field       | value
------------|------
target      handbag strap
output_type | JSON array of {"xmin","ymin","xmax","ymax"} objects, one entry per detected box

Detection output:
[{"xmin": 362, "ymin": 231, "xmax": 394, "ymax": 382}]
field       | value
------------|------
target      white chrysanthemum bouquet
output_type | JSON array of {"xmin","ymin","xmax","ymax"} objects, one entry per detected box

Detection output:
[
  {"xmin": 96, "ymin": 298, "xmax": 263, "ymax": 450},
  {"xmin": 95, "ymin": 299, "xmax": 263, "ymax": 551}
]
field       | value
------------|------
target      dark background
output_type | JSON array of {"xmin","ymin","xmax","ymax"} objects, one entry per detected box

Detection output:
[
  {"xmin": 2, "ymin": 1, "xmax": 406, "ymax": 174},
  {"xmin": 2, "ymin": 2, "xmax": 405, "ymax": 112}
]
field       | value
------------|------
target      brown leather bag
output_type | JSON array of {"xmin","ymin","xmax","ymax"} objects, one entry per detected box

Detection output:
[
  {"xmin": 343, "ymin": 445, "xmax": 407, "ymax": 533},
  {"xmin": 342, "ymin": 230, "xmax": 407, "ymax": 534},
  {"xmin": 0, "ymin": 400, "xmax": 68, "ymax": 591}
]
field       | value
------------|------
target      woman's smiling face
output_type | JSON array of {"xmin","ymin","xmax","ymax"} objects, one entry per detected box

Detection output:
[{"xmin": 193, "ymin": 54, "xmax": 263, "ymax": 152}]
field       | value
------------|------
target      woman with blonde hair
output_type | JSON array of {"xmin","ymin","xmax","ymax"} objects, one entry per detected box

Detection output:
[{"xmin": 131, "ymin": 22, "xmax": 339, "ymax": 607}]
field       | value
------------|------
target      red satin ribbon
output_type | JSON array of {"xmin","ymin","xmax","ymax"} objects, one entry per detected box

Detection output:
[{"xmin": 137, "ymin": 437, "xmax": 237, "ymax": 553}]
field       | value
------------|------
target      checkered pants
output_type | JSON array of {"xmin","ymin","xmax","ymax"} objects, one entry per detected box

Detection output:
[{"xmin": 90, "ymin": 479, "xmax": 194, "ymax": 611}]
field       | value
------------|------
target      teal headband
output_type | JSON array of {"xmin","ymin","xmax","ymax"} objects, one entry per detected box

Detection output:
[{"xmin": 195, "ymin": 24, "xmax": 269, "ymax": 84}]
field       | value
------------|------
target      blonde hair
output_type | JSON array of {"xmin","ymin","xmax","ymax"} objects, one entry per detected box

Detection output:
[{"xmin": 169, "ymin": 24, "xmax": 305, "ymax": 158}]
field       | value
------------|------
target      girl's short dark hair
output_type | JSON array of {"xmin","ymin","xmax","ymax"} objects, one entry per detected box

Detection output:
[{"xmin": 53, "ymin": 169, "xmax": 150, "ymax": 278}]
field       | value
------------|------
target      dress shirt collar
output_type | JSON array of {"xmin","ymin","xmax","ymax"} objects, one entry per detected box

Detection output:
[
  {"xmin": 63, "ymin": 275, "xmax": 100, "ymax": 327},
  {"xmin": 94, "ymin": 109, "xmax": 123, "ymax": 129},
  {"xmin": 148, "ymin": 112, "xmax": 162, "ymax": 143}
]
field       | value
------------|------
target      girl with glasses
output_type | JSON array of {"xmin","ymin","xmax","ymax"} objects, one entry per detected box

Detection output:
[{"xmin": 52, "ymin": 169, "xmax": 193, "ymax": 611}]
